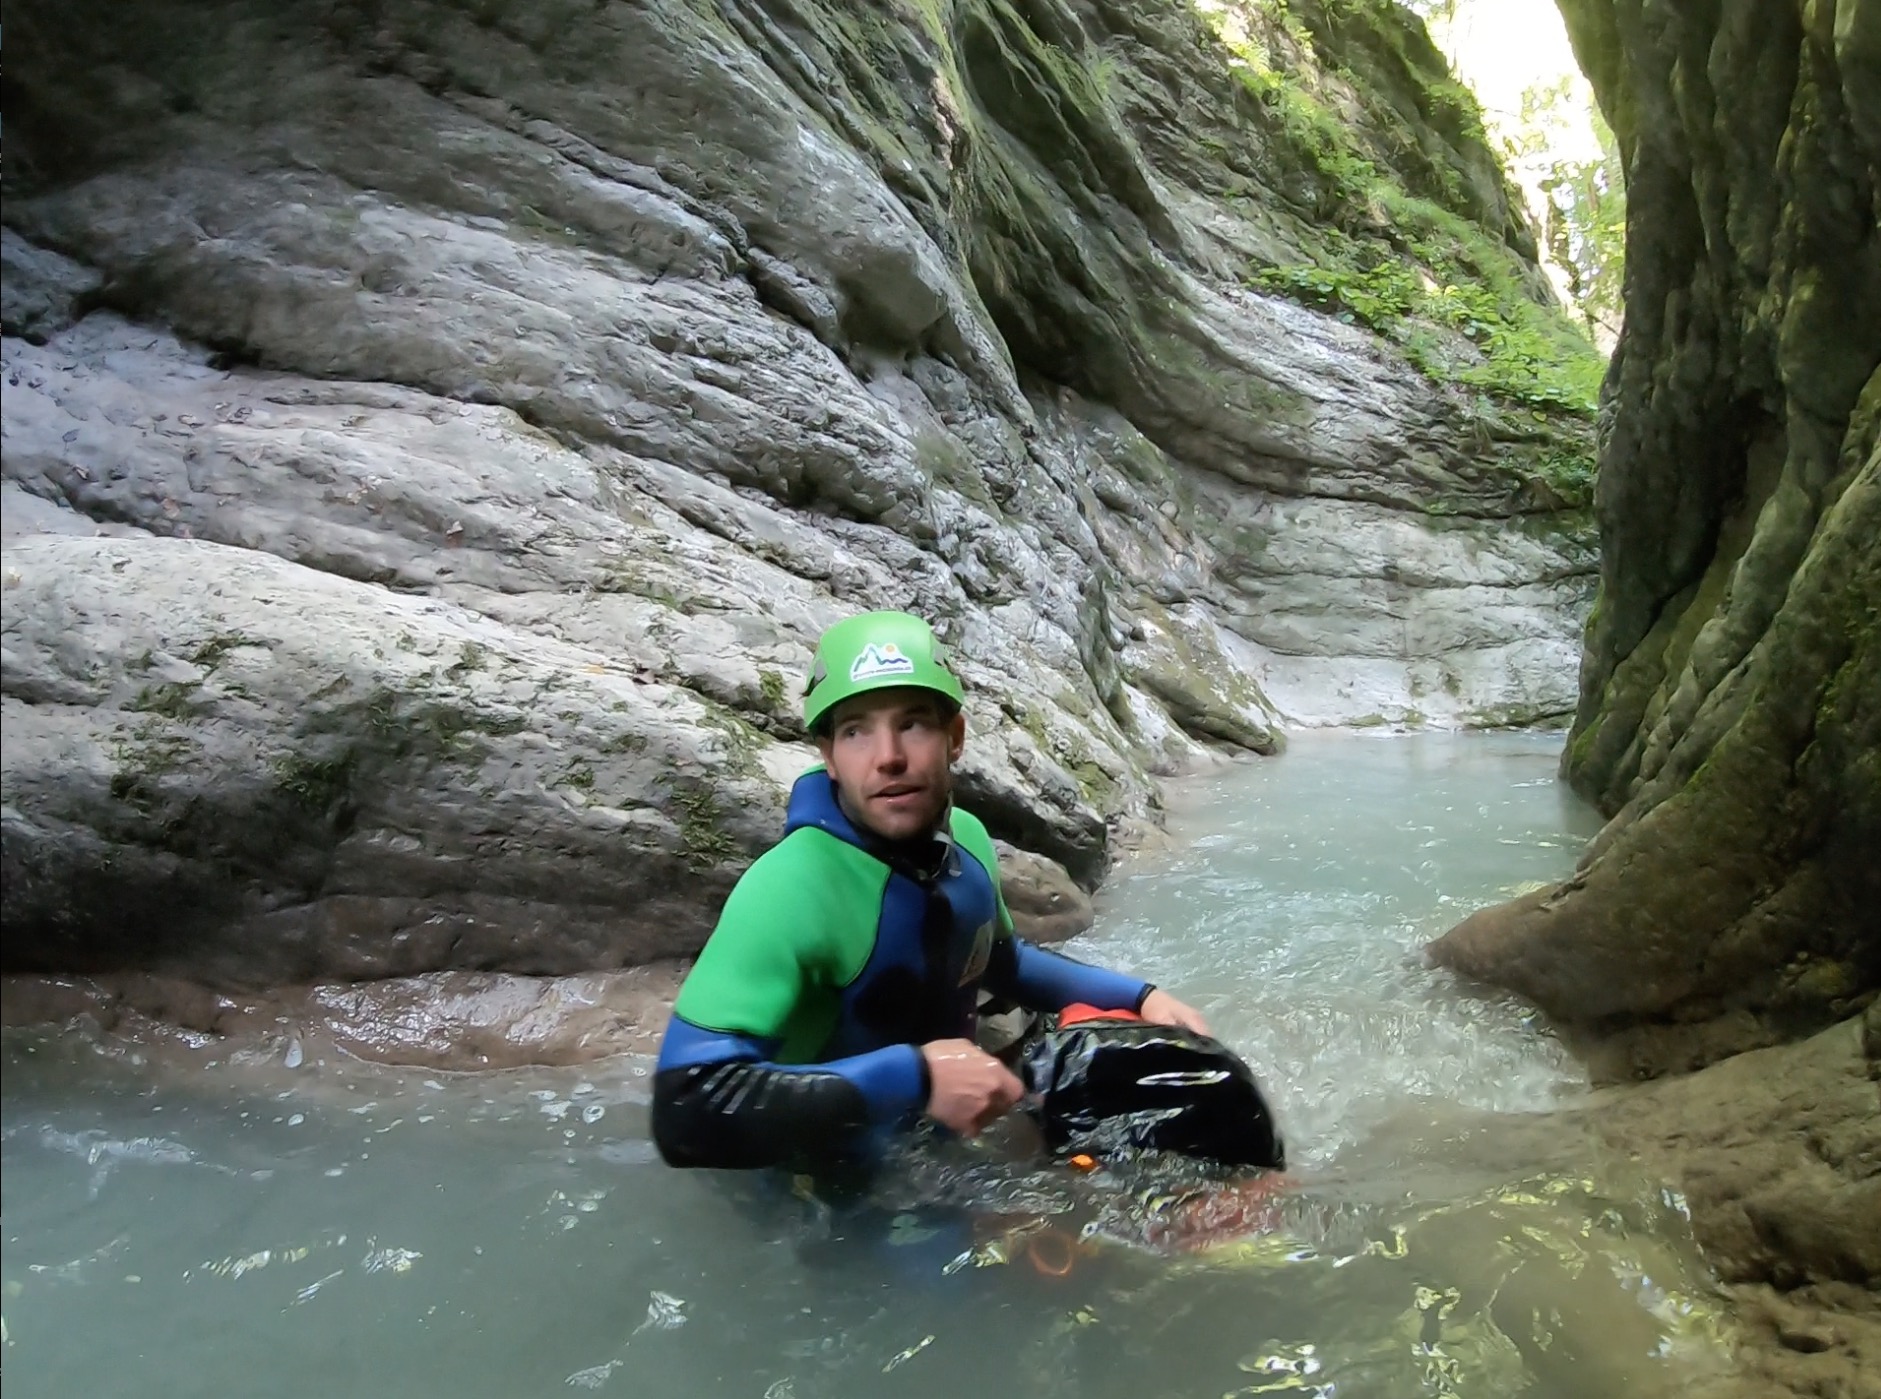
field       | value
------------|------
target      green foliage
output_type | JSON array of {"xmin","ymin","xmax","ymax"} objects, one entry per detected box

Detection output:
[
  {"xmin": 356, "ymin": 687, "xmax": 528, "ymax": 756},
  {"xmin": 1236, "ymin": 67, "xmax": 1380, "ymax": 205},
  {"xmin": 1489, "ymin": 76, "xmax": 1627, "ymax": 343},
  {"xmin": 1253, "ymin": 258, "xmax": 1420, "ymax": 328},
  {"xmin": 107, "ymin": 722, "xmax": 195, "ymax": 822},
  {"xmin": 126, "ymin": 682, "xmax": 199, "ymax": 720},
  {"xmin": 1401, "ymin": 0, "xmax": 1461, "ymax": 23},
  {"xmin": 1219, "ymin": 0, "xmax": 1498, "ymax": 221},
  {"xmin": 445, "ymin": 641, "xmax": 490, "ymax": 679},
  {"xmin": 1424, "ymin": 76, "xmax": 1486, "ymax": 143},
  {"xmin": 693, "ymin": 699, "xmax": 769, "ymax": 783},
  {"xmin": 1237, "ymin": 0, "xmax": 1316, "ymax": 55},
  {"xmin": 1201, "ymin": 0, "xmax": 1609, "ymax": 444},
  {"xmin": 187, "ymin": 632, "xmax": 264, "ymax": 670},
  {"xmin": 592, "ymin": 563, "xmax": 689, "ymax": 610},
  {"xmin": 1444, "ymin": 57, "xmax": 1625, "ymax": 343},
  {"xmin": 1531, "ymin": 444, "xmax": 1598, "ymax": 499},
  {"xmin": 1262, "ymin": 161, "xmax": 1602, "ymax": 414},
  {"xmin": 1256, "ymin": 211, "xmax": 1603, "ymax": 415},
  {"xmin": 1388, "ymin": 188, "xmax": 1604, "ymax": 388},
  {"xmin": 1529, "ymin": 98, "xmax": 1626, "ymax": 342},
  {"xmin": 1414, "ymin": 275, "xmax": 1603, "ymax": 412}
]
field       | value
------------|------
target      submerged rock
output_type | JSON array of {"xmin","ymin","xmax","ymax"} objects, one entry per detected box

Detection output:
[
  {"xmin": 1582, "ymin": 1016, "xmax": 1881, "ymax": 1399},
  {"xmin": 1588, "ymin": 1019, "xmax": 1881, "ymax": 1290}
]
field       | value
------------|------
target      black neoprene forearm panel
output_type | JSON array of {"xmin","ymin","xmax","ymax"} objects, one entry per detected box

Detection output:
[{"xmin": 651, "ymin": 1061, "xmax": 874, "ymax": 1170}]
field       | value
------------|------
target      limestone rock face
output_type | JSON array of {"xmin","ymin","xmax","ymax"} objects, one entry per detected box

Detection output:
[
  {"xmin": 1431, "ymin": 0, "xmax": 1879, "ymax": 1062},
  {"xmin": 0, "ymin": 228, "xmax": 99, "ymax": 340},
  {"xmin": 4, "ymin": 0, "xmax": 1593, "ymax": 982},
  {"xmin": 2, "ymin": 531, "xmax": 791, "ymax": 981}
]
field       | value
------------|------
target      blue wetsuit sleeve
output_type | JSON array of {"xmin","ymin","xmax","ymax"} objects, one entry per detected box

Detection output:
[
  {"xmin": 652, "ymin": 1016, "xmax": 928, "ymax": 1169},
  {"xmin": 984, "ymin": 937, "xmax": 1152, "ymax": 1014}
]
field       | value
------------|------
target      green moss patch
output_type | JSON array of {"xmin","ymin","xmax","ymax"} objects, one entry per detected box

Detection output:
[
  {"xmin": 675, "ymin": 788, "xmax": 740, "ymax": 870},
  {"xmin": 274, "ymin": 751, "xmax": 356, "ymax": 811}
]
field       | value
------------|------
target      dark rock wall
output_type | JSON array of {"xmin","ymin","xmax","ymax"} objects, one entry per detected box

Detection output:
[{"xmin": 1434, "ymin": 0, "xmax": 1880, "ymax": 1070}]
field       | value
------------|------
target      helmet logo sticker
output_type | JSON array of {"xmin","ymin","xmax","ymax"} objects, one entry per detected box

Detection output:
[{"xmin": 849, "ymin": 641, "xmax": 916, "ymax": 682}]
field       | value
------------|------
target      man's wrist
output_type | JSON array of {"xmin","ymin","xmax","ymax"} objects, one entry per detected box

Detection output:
[{"xmin": 911, "ymin": 1042, "xmax": 933, "ymax": 1109}]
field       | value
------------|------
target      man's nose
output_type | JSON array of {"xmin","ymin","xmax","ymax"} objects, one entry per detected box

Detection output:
[{"xmin": 870, "ymin": 728, "xmax": 908, "ymax": 770}]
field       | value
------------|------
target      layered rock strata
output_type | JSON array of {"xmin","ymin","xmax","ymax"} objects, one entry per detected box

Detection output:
[{"xmin": 4, "ymin": 0, "xmax": 1596, "ymax": 981}]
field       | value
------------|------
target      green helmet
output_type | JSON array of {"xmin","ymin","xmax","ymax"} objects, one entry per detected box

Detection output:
[{"xmin": 802, "ymin": 610, "xmax": 964, "ymax": 733}]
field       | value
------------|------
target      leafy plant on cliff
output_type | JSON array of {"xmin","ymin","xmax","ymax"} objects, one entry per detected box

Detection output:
[
  {"xmin": 1235, "ymin": 66, "xmax": 1381, "ymax": 209},
  {"xmin": 1207, "ymin": 1, "xmax": 1606, "ymax": 422},
  {"xmin": 1253, "ymin": 256, "xmax": 1421, "ymax": 328},
  {"xmin": 1253, "ymin": 204, "xmax": 1603, "ymax": 414}
]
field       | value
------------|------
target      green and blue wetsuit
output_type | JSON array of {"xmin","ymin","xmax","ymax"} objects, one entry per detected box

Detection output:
[{"xmin": 652, "ymin": 768, "xmax": 1151, "ymax": 1171}]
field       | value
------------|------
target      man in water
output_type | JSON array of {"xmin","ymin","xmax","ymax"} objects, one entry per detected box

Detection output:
[{"xmin": 652, "ymin": 610, "xmax": 1207, "ymax": 1172}]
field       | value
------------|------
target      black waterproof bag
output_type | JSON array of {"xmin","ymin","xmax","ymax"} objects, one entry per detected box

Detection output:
[{"xmin": 1021, "ymin": 1017, "xmax": 1286, "ymax": 1170}]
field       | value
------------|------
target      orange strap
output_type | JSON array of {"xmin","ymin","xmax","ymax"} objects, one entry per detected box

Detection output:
[{"xmin": 1057, "ymin": 1002, "xmax": 1144, "ymax": 1027}]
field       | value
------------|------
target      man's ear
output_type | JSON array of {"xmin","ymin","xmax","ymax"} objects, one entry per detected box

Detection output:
[
  {"xmin": 813, "ymin": 733, "xmax": 834, "ymax": 766},
  {"xmin": 947, "ymin": 708, "xmax": 967, "ymax": 763}
]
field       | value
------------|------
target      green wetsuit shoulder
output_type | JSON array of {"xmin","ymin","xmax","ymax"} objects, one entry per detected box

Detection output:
[
  {"xmin": 672, "ymin": 827, "xmax": 889, "ymax": 1062},
  {"xmin": 948, "ymin": 807, "xmax": 1015, "ymax": 937}
]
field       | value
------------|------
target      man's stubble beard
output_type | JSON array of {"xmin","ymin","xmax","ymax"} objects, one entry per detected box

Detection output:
[{"xmin": 836, "ymin": 772, "xmax": 953, "ymax": 844}]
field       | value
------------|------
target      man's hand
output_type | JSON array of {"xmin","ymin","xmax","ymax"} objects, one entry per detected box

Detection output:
[
  {"xmin": 920, "ymin": 1039, "xmax": 1024, "ymax": 1136},
  {"xmin": 1140, "ymin": 988, "xmax": 1211, "ymax": 1037}
]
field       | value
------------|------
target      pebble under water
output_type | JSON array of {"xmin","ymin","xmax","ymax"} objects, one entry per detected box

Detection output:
[{"xmin": 1, "ymin": 732, "xmax": 1734, "ymax": 1398}]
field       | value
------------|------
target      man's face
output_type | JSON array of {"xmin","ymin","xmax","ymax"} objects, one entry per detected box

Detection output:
[{"xmin": 816, "ymin": 688, "xmax": 965, "ymax": 841}]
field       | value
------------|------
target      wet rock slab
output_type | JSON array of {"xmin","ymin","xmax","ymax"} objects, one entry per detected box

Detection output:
[{"xmin": 1, "ymin": 966, "xmax": 688, "ymax": 1070}]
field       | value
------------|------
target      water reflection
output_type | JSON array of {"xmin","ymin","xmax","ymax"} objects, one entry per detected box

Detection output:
[{"xmin": 1, "ymin": 734, "xmax": 1728, "ymax": 1398}]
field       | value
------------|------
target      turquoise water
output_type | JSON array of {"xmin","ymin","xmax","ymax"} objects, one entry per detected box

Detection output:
[{"xmin": 0, "ymin": 732, "xmax": 1730, "ymax": 1397}]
